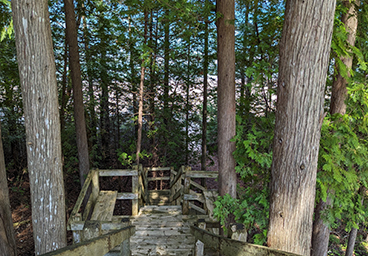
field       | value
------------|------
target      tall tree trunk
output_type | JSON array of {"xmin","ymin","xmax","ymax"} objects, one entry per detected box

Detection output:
[
  {"xmin": 0, "ymin": 121, "xmax": 17, "ymax": 256},
  {"xmin": 83, "ymin": 17, "xmax": 97, "ymax": 158},
  {"xmin": 345, "ymin": 187, "xmax": 365, "ymax": 256},
  {"xmin": 330, "ymin": 0, "xmax": 359, "ymax": 116},
  {"xmin": 163, "ymin": 11, "xmax": 170, "ymax": 163},
  {"xmin": 149, "ymin": 10, "xmax": 158, "ymax": 166},
  {"xmin": 12, "ymin": 1, "xmax": 67, "ymax": 254},
  {"xmin": 311, "ymin": 2, "xmax": 359, "ymax": 256},
  {"xmin": 185, "ymin": 38, "xmax": 191, "ymax": 165},
  {"xmin": 136, "ymin": 11, "xmax": 148, "ymax": 165},
  {"xmin": 60, "ymin": 36, "xmax": 68, "ymax": 135},
  {"xmin": 267, "ymin": 1, "xmax": 336, "ymax": 255},
  {"xmin": 201, "ymin": 13, "xmax": 209, "ymax": 172},
  {"xmin": 216, "ymin": 0, "xmax": 237, "ymax": 199},
  {"xmin": 64, "ymin": 0, "xmax": 90, "ymax": 186},
  {"xmin": 100, "ymin": 53, "xmax": 110, "ymax": 164}
]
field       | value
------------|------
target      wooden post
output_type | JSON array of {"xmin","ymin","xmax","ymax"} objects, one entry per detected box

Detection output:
[
  {"xmin": 82, "ymin": 220, "xmax": 102, "ymax": 241},
  {"xmin": 231, "ymin": 223, "xmax": 247, "ymax": 242},
  {"xmin": 138, "ymin": 164, "xmax": 143, "ymax": 208},
  {"xmin": 92, "ymin": 169, "xmax": 100, "ymax": 207},
  {"xmin": 132, "ymin": 165, "xmax": 139, "ymax": 216},
  {"xmin": 144, "ymin": 167, "xmax": 148, "ymax": 204},
  {"xmin": 195, "ymin": 220, "xmax": 206, "ymax": 256},
  {"xmin": 183, "ymin": 166, "xmax": 190, "ymax": 215},
  {"xmin": 120, "ymin": 238, "xmax": 130, "ymax": 256},
  {"xmin": 170, "ymin": 166, "xmax": 174, "ymax": 204}
]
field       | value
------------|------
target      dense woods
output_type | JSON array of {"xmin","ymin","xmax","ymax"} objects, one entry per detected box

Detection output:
[{"xmin": 2, "ymin": 0, "xmax": 368, "ymax": 255}]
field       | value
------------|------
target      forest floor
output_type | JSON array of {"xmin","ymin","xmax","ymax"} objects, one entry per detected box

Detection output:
[{"xmin": 7, "ymin": 157, "xmax": 368, "ymax": 255}]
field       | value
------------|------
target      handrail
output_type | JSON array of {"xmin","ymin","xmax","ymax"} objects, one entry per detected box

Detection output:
[
  {"xmin": 190, "ymin": 225, "xmax": 302, "ymax": 256},
  {"xmin": 41, "ymin": 226, "xmax": 135, "ymax": 256},
  {"xmin": 169, "ymin": 166, "xmax": 183, "ymax": 189}
]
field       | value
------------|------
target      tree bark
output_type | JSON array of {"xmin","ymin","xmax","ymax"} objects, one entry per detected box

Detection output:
[
  {"xmin": 136, "ymin": 11, "xmax": 148, "ymax": 165},
  {"xmin": 0, "ymin": 121, "xmax": 17, "ymax": 256},
  {"xmin": 12, "ymin": 0, "xmax": 67, "ymax": 254},
  {"xmin": 185, "ymin": 38, "xmax": 191, "ymax": 165},
  {"xmin": 267, "ymin": 1, "xmax": 336, "ymax": 255},
  {"xmin": 163, "ymin": 11, "xmax": 170, "ymax": 163},
  {"xmin": 216, "ymin": 0, "xmax": 237, "ymax": 199},
  {"xmin": 64, "ymin": 0, "xmax": 90, "ymax": 186},
  {"xmin": 311, "ymin": 2, "xmax": 359, "ymax": 255},
  {"xmin": 330, "ymin": 0, "xmax": 359, "ymax": 116},
  {"xmin": 201, "ymin": 14, "xmax": 209, "ymax": 172}
]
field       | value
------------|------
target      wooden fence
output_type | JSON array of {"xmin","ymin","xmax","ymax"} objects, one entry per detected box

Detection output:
[
  {"xmin": 41, "ymin": 226, "xmax": 135, "ymax": 256},
  {"xmin": 191, "ymin": 225, "xmax": 302, "ymax": 256},
  {"xmin": 67, "ymin": 166, "xmax": 143, "ymax": 243}
]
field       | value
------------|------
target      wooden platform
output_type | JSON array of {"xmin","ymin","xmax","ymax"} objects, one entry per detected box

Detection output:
[{"xmin": 106, "ymin": 205, "xmax": 196, "ymax": 256}]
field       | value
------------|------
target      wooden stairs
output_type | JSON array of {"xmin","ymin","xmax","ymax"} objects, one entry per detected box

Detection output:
[
  {"xmin": 51, "ymin": 166, "xmax": 302, "ymax": 256},
  {"xmin": 67, "ymin": 166, "xmax": 220, "ymax": 256},
  {"xmin": 106, "ymin": 205, "xmax": 195, "ymax": 256}
]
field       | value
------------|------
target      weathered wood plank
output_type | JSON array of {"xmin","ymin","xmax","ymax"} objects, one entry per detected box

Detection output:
[
  {"xmin": 148, "ymin": 176, "xmax": 170, "ymax": 181},
  {"xmin": 132, "ymin": 165, "xmax": 139, "ymax": 216},
  {"xmin": 67, "ymin": 171, "xmax": 93, "ymax": 229},
  {"xmin": 116, "ymin": 193, "xmax": 138, "ymax": 200},
  {"xmin": 91, "ymin": 191, "xmax": 117, "ymax": 221},
  {"xmin": 183, "ymin": 167, "xmax": 191, "ymax": 215},
  {"xmin": 190, "ymin": 226, "xmax": 302, "ymax": 256},
  {"xmin": 195, "ymin": 221, "xmax": 206, "ymax": 256},
  {"xmin": 146, "ymin": 167, "xmax": 172, "ymax": 171},
  {"xmin": 186, "ymin": 171, "xmax": 218, "ymax": 179},
  {"xmin": 189, "ymin": 181, "xmax": 206, "ymax": 193},
  {"xmin": 189, "ymin": 202, "xmax": 206, "ymax": 215},
  {"xmin": 41, "ymin": 226, "xmax": 135, "ymax": 256},
  {"xmin": 184, "ymin": 191, "xmax": 205, "ymax": 203},
  {"xmin": 82, "ymin": 196, "xmax": 93, "ymax": 221},
  {"xmin": 203, "ymin": 191, "xmax": 218, "ymax": 221},
  {"xmin": 98, "ymin": 169, "xmax": 138, "ymax": 176},
  {"xmin": 169, "ymin": 166, "xmax": 183, "ymax": 188},
  {"xmin": 170, "ymin": 187, "xmax": 183, "ymax": 202}
]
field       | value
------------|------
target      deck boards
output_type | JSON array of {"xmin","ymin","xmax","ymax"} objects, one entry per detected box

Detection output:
[
  {"xmin": 130, "ymin": 205, "xmax": 195, "ymax": 255},
  {"xmin": 91, "ymin": 191, "xmax": 117, "ymax": 221}
]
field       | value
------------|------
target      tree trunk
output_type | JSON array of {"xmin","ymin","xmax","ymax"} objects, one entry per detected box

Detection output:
[
  {"xmin": 12, "ymin": 0, "xmax": 67, "ymax": 254},
  {"xmin": 216, "ymin": 0, "xmax": 237, "ymax": 199},
  {"xmin": 83, "ymin": 17, "xmax": 97, "ymax": 156},
  {"xmin": 345, "ymin": 187, "xmax": 365, "ymax": 256},
  {"xmin": 345, "ymin": 228, "xmax": 358, "ymax": 256},
  {"xmin": 311, "ymin": 196, "xmax": 333, "ymax": 256},
  {"xmin": 185, "ymin": 38, "xmax": 191, "ymax": 165},
  {"xmin": 162, "ymin": 11, "xmax": 170, "ymax": 163},
  {"xmin": 201, "ymin": 14, "xmax": 209, "ymax": 172},
  {"xmin": 60, "ymin": 36, "xmax": 68, "ymax": 135},
  {"xmin": 311, "ymin": 2, "xmax": 359, "ymax": 255},
  {"xmin": 267, "ymin": 1, "xmax": 336, "ymax": 255},
  {"xmin": 136, "ymin": 11, "xmax": 148, "ymax": 165},
  {"xmin": 0, "ymin": 121, "xmax": 17, "ymax": 256},
  {"xmin": 330, "ymin": 0, "xmax": 359, "ymax": 116},
  {"xmin": 64, "ymin": 0, "xmax": 90, "ymax": 186}
]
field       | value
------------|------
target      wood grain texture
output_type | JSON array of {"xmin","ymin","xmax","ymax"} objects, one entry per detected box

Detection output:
[
  {"xmin": 12, "ymin": 0, "xmax": 67, "ymax": 253},
  {"xmin": 267, "ymin": 1, "xmax": 336, "ymax": 255}
]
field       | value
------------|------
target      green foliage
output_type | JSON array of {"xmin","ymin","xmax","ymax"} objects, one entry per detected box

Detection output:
[{"xmin": 214, "ymin": 113, "xmax": 274, "ymax": 244}]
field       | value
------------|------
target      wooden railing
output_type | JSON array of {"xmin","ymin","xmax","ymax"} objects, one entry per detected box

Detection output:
[
  {"xmin": 67, "ymin": 167, "xmax": 142, "ymax": 243},
  {"xmin": 190, "ymin": 225, "xmax": 302, "ymax": 256},
  {"xmin": 143, "ymin": 166, "xmax": 173, "ymax": 205},
  {"xmin": 41, "ymin": 226, "xmax": 135, "ymax": 256},
  {"xmin": 169, "ymin": 166, "xmax": 218, "ymax": 216}
]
